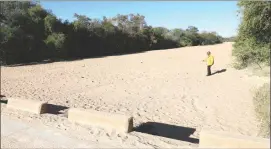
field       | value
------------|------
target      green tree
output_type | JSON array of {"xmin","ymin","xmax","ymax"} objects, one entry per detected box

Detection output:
[
  {"xmin": 199, "ymin": 31, "xmax": 223, "ymax": 45},
  {"xmin": 0, "ymin": 1, "xmax": 224, "ymax": 65},
  {"xmin": 44, "ymin": 33, "xmax": 66, "ymax": 58},
  {"xmin": 233, "ymin": 1, "xmax": 271, "ymax": 68}
]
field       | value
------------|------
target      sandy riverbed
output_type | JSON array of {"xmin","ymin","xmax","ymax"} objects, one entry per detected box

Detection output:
[{"xmin": 1, "ymin": 42, "xmax": 269, "ymax": 148}]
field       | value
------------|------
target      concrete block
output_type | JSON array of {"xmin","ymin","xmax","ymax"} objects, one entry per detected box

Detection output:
[
  {"xmin": 68, "ymin": 108, "xmax": 133, "ymax": 133},
  {"xmin": 7, "ymin": 98, "xmax": 47, "ymax": 114},
  {"xmin": 199, "ymin": 129, "xmax": 270, "ymax": 148}
]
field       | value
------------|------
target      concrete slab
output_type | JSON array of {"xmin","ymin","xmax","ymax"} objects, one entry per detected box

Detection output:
[
  {"xmin": 1, "ymin": 133, "xmax": 56, "ymax": 148},
  {"xmin": 1, "ymin": 116, "xmax": 30, "ymax": 137},
  {"xmin": 1, "ymin": 116, "xmax": 106, "ymax": 148}
]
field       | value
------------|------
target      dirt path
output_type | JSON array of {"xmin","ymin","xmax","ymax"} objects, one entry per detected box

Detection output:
[{"xmin": 1, "ymin": 42, "xmax": 268, "ymax": 148}]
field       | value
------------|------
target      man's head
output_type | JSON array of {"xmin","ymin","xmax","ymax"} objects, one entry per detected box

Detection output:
[{"xmin": 207, "ymin": 51, "xmax": 211, "ymax": 56}]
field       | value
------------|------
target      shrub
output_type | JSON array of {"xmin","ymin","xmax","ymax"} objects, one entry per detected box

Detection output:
[
  {"xmin": 253, "ymin": 83, "xmax": 270, "ymax": 138},
  {"xmin": 233, "ymin": 1, "xmax": 271, "ymax": 69}
]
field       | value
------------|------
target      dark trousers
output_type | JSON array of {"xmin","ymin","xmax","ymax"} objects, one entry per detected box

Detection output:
[{"xmin": 207, "ymin": 65, "xmax": 212, "ymax": 76}]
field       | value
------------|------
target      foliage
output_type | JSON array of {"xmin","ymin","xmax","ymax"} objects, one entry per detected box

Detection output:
[
  {"xmin": 44, "ymin": 33, "xmax": 66, "ymax": 58},
  {"xmin": 223, "ymin": 36, "xmax": 236, "ymax": 42},
  {"xmin": 233, "ymin": 1, "xmax": 271, "ymax": 69},
  {"xmin": 199, "ymin": 32, "xmax": 223, "ymax": 45},
  {"xmin": 0, "ymin": 1, "xmax": 225, "ymax": 65}
]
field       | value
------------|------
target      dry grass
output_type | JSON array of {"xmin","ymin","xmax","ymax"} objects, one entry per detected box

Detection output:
[
  {"xmin": 253, "ymin": 83, "xmax": 270, "ymax": 138},
  {"xmin": 250, "ymin": 65, "xmax": 270, "ymax": 77}
]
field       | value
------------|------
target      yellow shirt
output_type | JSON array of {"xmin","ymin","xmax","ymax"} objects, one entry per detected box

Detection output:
[{"xmin": 205, "ymin": 55, "xmax": 214, "ymax": 66}]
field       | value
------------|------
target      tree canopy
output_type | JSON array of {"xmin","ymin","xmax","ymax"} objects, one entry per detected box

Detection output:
[
  {"xmin": 233, "ymin": 1, "xmax": 271, "ymax": 68},
  {"xmin": 0, "ymin": 1, "xmax": 225, "ymax": 65}
]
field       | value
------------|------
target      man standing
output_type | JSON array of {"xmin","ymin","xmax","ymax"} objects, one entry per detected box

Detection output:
[{"xmin": 203, "ymin": 51, "xmax": 214, "ymax": 76}]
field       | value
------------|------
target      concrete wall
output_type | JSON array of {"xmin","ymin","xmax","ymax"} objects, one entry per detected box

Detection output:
[
  {"xmin": 199, "ymin": 129, "xmax": 270, "ymax": 148},
  {"xmin": 6, "ymin": 98, "xmax": 47, "ymax": 114},
  {"xmin": 68, "ymin": 108, "xmax": 133, "ymax": 133}
]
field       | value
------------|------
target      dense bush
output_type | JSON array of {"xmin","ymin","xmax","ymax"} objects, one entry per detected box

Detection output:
[
  {"xmin": 233, "ymin": 1, "xmax": 271, "ymax": 69},
  {"xmin": 0, "ymin": 1, "xmax": 224, "ymax": 65}
]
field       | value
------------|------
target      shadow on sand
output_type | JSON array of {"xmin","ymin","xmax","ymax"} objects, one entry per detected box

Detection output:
[
  {"xmin": 211, "ymin": 69, "xmax": 227, "ymax": 76},
  {"xmin": 0, "ymin": 95, "xmax": 7, "ymax": 104},
  {"xmin": 3, "ymin": 44, "xmax": 181, "ymax": 68},
  {"xmin": 4, "ymin": 47, "xmax": 173, "ymax": 67},
  {"xmin": 0, "ymin": 99, "xmax": 8, "ymax": 104},
  {"xmin": 134, "ymin": 122, "xmax": 199, "ymax": 144},
  {"xmin": 45, "ymin": 104, "xmax": 69, "ymax": 115}
]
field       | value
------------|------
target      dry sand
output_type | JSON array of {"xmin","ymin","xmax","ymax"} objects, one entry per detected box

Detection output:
[{"xmin": 1, "ymin": 42, "xmax": 269, "ymax": 148}]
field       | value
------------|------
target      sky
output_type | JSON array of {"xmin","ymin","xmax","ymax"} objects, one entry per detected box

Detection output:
[{"xmin": 40, "ymin": 1, "xmax": 240, "ymax": 37}]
